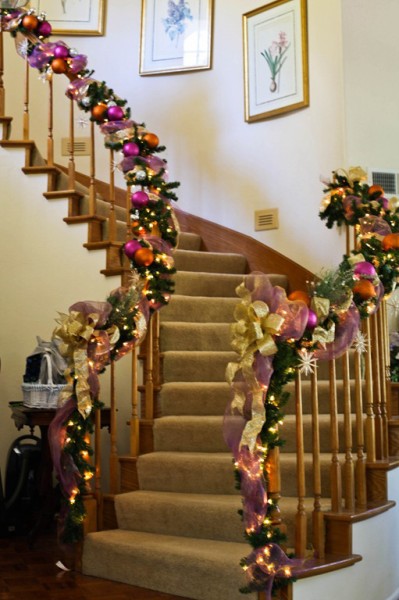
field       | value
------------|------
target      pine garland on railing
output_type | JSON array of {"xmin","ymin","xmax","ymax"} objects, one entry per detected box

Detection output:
[
  {"xmin": 225, "ymin": 167, "xmax": 399, "ymax": 597},
  {"xmin": 1, "ymin": 6, "xmax": 180, "ymax": 542}
]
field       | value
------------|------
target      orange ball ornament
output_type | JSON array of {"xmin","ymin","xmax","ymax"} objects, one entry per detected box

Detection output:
[
  {"xmin": 91, "ymin": 103, "xmax": 108, "ymax": 121},
  {"xmin": 382, "ymin": 233, "xmax": 399, "ymax": 250},
  {"xmin": 143, "ymin": 133, "xmax": 159, "ymax": 149},
  {"xmin": 51, "ymin": 58, "xmax": 68, "ymax": 74},
  {"xmin": 353, "ymin": 279, "xmax": 377, "ymax": 301},
  {"xmin": 368, "ymin": 184, "xmax": 384, "ymax": 197},
  {"xmin": 22, "ymin": 14, "xmax": 39, "ymax": 31},
  {"xmin": 288, "ymin": 290, "xmax": 311, "ymax": 306},
  {"xmin": 134, "ymin": 247, "xmax": 154, "ymax": 267}
]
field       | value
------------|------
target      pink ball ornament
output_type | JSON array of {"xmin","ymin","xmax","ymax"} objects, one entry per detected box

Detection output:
[
  {"xmin": 131, "ymin": 190, "xmax": 149, "ymax": 208},
  {"xmin": 123, "ymin": 142, "xmax": 140, "ymax": 157},
  {"xmin": 353, "ymin": 261, "xmax": 377, "ymax": 279},
  {"xmin": 124, "ymin": 239, "xmax": 142, "ymax": 260},
  {"xmin": 107, "ymin": 105, "xmax": 124, "ymax": 121},
  {"xmin": 37, "ymin": 20, "xmax": 52, "ymax": 37},
  {"xmin": 54, "ymin": 44, "xmax": 69, "ymax": 59},
  {"xmin": 306, "ymin": 309, "xmax": 318, "ymax": 330}
]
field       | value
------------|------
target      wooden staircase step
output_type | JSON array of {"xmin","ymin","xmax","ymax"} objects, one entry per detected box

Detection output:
[
  {"xmin": 22, "ymin": 165, "xmax": 59, "ymax": 175},
  {"xmin": 44, "ymin": 189, "xmax": 83, "ymax": 200},
  {"xmin": 0, "ymin": 138, "xmax": 34, "ymax": 149}
]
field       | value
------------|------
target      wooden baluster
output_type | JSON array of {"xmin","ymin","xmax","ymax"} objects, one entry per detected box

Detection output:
[
  {"xmin": 144, "ymin": 317, "xmax": 154, "ymax": 421},
  {"xmin": 23, "ymin": 60, "xmax": 29, "ymax": 140},
  {"xmin": 346, "ymin": 225, "xmax": 350, "ymax": 257},
  {"xmin": 267, "ymin": 445, "xmax": 282, "ymax": 527},
  {"xmin": 311, "ymin": 367, "xmax": 324, "ymax": 558},
  {"xmin": 152, "ymin": 311, "xmax": 161, "ymax": 411},
  {"xmin": 383, "ymin": 299, "xmax": 393, "ymax": 420},
  {"xmin": 364, "ymin": 319, "xmax": 376, "ymax": 462},
  {"xmin": 370, "ymin": 313, "xmax": 383, "ymax": 458},
  {"xmin": 0, "ymin": 17, "xmax": 4, "ymax": 116},
  {"xmin": 295, "ymin": 370, "xmax": 307, "ymax": 558},
  {"xmin": 88, "ymin": 120, "xmax": 97, "ymax": 216},
  {"xmin": 108, "ymin": 148, "xmax": 117, "ymax": 241},
  {"xmin": 342, "ymin": 350, "xmax": 354, "ymax": 510},
  {"xmin": 68, "ymin": 97, "xmax": 75, "ymax": 190},
  {"xmin": 94, "ymin": 404, "xmax": 103, "ymax": 529},
  {"xmin": 329, "ymin": 359, "xmax": 342, "ymax": 512},
  {"xmin": 130, "ymin": 345, "xmax": 140, "ymax": 457},
  {"xmin": 109, "ymin": 360, "xmax": 119, "ymax": 494},
  {"xmin": 47, "ymin": 76, "xmax": 54, "ymax": 166},
  {"xmin": 377, "ymin": 304, "xmax": 389, "ymax": 458},
  {"xmin": 354, "ymin": 347, "xmax": 367, "ymax": 509}
]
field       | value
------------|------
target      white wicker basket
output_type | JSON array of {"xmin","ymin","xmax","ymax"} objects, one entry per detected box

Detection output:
[{"xmin": 22, "ymin": 353, "xmax": 65, "ymax": 409}]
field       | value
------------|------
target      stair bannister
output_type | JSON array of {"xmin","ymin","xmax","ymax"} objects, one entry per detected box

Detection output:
[
  {"xmin": 354, "ymin": 347, "xmax": 367, "ymax": 509},
  {"xmin": 295, "ymin": 369, "xmax": 307, "ymax": 557},
  {"xmin": 109, "ymin": 360, "xmax": 119, "ymax": 494},
  {"xmin": 0, "ymin": 16, "xmax": 4, "ymax": 116},
  {"xmin": 68, "ymin": 97, "xmax": 75, "ymax": 190},
  {"xmin": 267, "ymin": 445, "xmax": 282, "ymax": 526},
  {"xmin": 152, "ymin": 310, "xmax": 161, "ymax": 406},
  {"xmin": 310, "ymin": 367, "xmax": 325, "ymax": 558},
  {"xmin": 342, "ymin": 350, "xmax": 355, "ymax": 510},
  {"xmin": 144, "ymin": 316, "xmax": 154, "ymax": 423},
  {"xmin": 329, "ymin": 359, "xmax": 342, "ymax": 512},
  {"xmin": 363, "ymin": 319, "xmax": 376, "ymax": 462}
]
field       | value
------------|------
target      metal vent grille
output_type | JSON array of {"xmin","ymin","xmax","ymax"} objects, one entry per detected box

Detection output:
[
  {"xmin": 255, "ymin": 208, "xmax": 279, "ymax": 231},
  {"xmin": 371, "ymin": 171, "xmax": 398, "ymax": 195},
  {"xmin": 61, "ymin": 137, "xmax": 90, "ymax": 156}
]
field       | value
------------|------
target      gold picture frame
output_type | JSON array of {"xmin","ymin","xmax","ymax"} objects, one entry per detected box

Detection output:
[
  {"xmin": 140, "ymin": 0, "xmax": 213, "ymax": 76},
  {"xmin": 243, "ymin": 0, "xmax": 309, "ymax": 122},
  {"xmin": 32, "ymin": 0, "xmax": 106, "ymax": 36}
]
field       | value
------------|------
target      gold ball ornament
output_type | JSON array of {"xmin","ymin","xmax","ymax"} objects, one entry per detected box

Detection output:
[
  {"xmin": 51, "ymin": 58, "xmax": 68, "ymax": 74},
  {"xmin": 134, "ymin": 247, "xmax": 154, "ymax": 267},
  {"xmin": 143, "ymin": 133, "xmax": 159, "ymax": 149},
  {"xmin": 22, "ymin": 14, "xmax": 39, "ymax": 31}
]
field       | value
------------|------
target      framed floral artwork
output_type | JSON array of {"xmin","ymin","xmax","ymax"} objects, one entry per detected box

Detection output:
[
  {"xmin": 243, "ymin": 0, "xmax": 309, "ymax": 122},
  {"xmin": 32, "ymin": 0, "xmax": 106, "ymax": 36},
  {"xmin": 140, "ymin": 0, "xmax": 213, "ymax": 75}
]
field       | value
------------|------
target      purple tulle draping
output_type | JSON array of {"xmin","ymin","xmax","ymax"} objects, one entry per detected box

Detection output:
[{"xmin": 314, "ymin": 302, "xmax": 360, "ymax": 360}]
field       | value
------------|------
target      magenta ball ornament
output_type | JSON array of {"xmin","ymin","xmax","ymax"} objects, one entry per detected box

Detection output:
[
  {"xmin": 54, "ymin": 44, "xmax": 69, "ymax": 59},
  {"xmin": 131, "ymin": 190, "xmax": 149, "ymax": 208},
  {"xmin": 37, "ymin": 20, "xmax": 52, "ymax": 37},
  {"xmin": 306, "ymin": 309, "xmax": 318, "ymax": 330},
  {"xmin": 107, "ymin": 105, "xmax": 124, "ymax": 121},
  {"xmin": 124, "ymin": 239, "xmax": 142, "ymax": 260},
  {"xmin": 123, "ymin": 142, "xmax": 140, "ymax": 157},
  {"xmin": 353, "ymin": 261, "xmax": 377, "ymax": 279}
]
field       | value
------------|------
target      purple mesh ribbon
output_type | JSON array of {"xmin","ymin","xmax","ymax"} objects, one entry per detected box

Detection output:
[
  {"xmin": 359, "ymin": 215, "xmax": 391, "ymax": 237},
  {"xmin": 314, "ymin": 302, "xmax": 360, "ymax": 360}
]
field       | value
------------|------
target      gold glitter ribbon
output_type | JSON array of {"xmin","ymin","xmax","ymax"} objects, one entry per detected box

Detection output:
[
  {"xmin": 312, "ymin": 322, "xmax": 336, "ymax": 347},
  {"xmin": 226, "ymin": 281, "xmax": 285, "ymax": 450},
  {"xmin": 53, "ymin": 310, "xmax": 119, "ymax": 416},
  {"xmin": 311, "ymin": 296, "xmax": 330, "ymax": 321}
]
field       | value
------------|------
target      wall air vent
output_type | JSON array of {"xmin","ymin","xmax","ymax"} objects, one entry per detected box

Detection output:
[
  {"xmin": 254, "ymin": 208, "xmax": 279, "ymax": 231},
  {"xmin": 61, "ymin": 137, "xmax": 91, "ymax": 157},
  {"xmin": 370, "ymin": 170, "xmax": 399, "ymax": 196}
]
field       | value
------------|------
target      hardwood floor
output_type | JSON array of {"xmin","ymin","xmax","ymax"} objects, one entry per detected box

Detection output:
[{"xmin": 0, "ymin": 532, "xmax": 191, "ymax": 600}]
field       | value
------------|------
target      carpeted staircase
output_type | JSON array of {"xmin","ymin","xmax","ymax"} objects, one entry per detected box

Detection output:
[{"xmin": 82, "ymin": 232, "xmax": 289, "ymax": 600}]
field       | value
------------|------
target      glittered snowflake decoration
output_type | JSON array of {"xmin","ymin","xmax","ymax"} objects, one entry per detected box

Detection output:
[
  {"xmin": 298, "ymin": 349, "xmax": 318, "ymax": 376},
  {"xmin": 17, "ymin": 38, "xmax": 29, "ymax": 58},
  {"xmin": 352, "ymin": 330, "xmax": 367, "ymax": 354},
  {"xmin": 76, "ymin": 116, "xmax": 89, "ymax": 129}
]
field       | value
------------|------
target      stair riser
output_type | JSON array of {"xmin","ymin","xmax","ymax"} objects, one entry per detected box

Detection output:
[
  {"xmin": 162, "ymin": 352, "xmax": 236, "ymax": 383},
  {"xmin": 161, "ymin": 296, "xmax": 238, "ymax": 322},
  {"xmin": 281, "ymin": 417, "xmax": 365, "ymax": 453},
  {"xmin": 153, "ymin": 418, "xmax": 227, "ymax": 453},
  {"xmin": 159, "ymin": 383, "xmax": 231, "ymax": 416},
  {"xmin": 83, "ymin": 531, "xmax": 253, "ymax": 600},
  {"xmin": 173, "ymin": 272, "xmax": 245, "ymax": 297},
  {"xmin": 160, "ymin": 323, "xmax": 232, "ymax": 352},
  {"xmin": 280, "ymin": 455, "xmax": 346, "ymax": 498},
  {"xmin": 283, "ymin": 381, "xmax": 365, "ymax": 415},
  {"xmin": 115, "ymin": 493, "xmax": 244, "ymax": 543},
  {"xmin": 173, "ymin": 250, "xmax": 247, "ymax": 274},
  {"xmin": 137, "ymin": 454, "xmax": 238, "ymax": 495}
]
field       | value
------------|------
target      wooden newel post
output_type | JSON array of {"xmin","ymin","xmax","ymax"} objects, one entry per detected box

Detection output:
[{"xmin": 0, "ymin": 16, "xmax": 4, "ymax": 117}]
